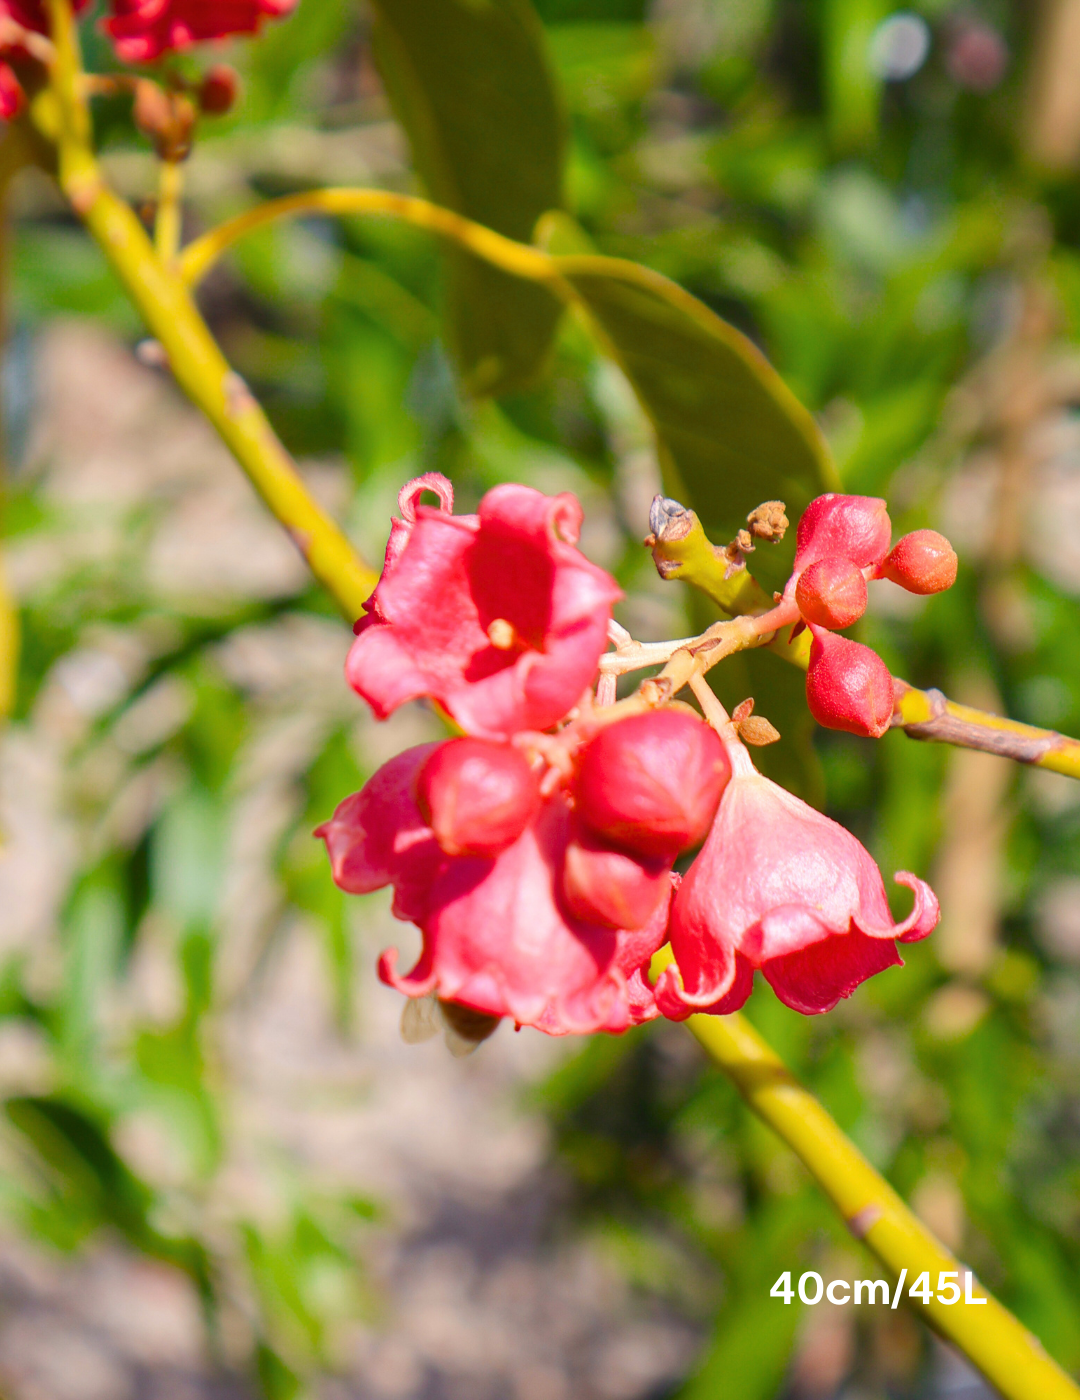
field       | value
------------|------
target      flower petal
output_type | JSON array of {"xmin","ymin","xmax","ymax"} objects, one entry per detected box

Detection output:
[{"xmin": 762, "ymin": 928, "xmax": 903, "ymax": 1014}]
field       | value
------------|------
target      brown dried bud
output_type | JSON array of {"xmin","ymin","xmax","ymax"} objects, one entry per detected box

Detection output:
[
  {"xmin": 133, "ymin": 80, "xmax": 196, "ymax": 161},
  {"xmin": 731, "ymin": 697, "xmax": 755, "ymax": 724},
  {"xmin": 747, "ymin": 500, "xmax": 789, "ymax": 543}
]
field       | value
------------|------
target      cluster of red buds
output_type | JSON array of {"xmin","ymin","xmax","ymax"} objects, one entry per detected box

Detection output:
[
  {"xmin": 317, "ymin": 475, "xmax": 941, "ymax": 1041},
  {"xmin": 785, "ymin": 494, "xmax": 958, "ymax": 739},
  {"xmin": 0, "ymin": 0, "xmax": 289, "ymax": 121}
]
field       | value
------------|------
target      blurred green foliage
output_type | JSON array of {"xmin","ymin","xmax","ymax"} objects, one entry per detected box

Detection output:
[{"xmin": 2, "ymin": 0, "xmax": 1080, "ymax": 1395}]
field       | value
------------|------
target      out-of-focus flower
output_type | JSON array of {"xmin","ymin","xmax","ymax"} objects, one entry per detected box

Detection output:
[
  {"xmin": 347, "ymin": 475, "xmax": 621, "ymax": 740},
  {"xmin": 317, "ymin": 743, "xmax": 669, "ymax": 1035},
  {"xmin": 793, "ymin": 494, "xmax": 893, "ymax": 575},
  {"xmin": 105, "ymin": 0, "xmax": 297, "ymax": 64},
  {"xmin": 946, "ymin": 18, "xmax": 1008, "ymax": 93},
  {"xmin": 0, "ymin": 61, "xmax": 21, "ymax": 118},
  {"xmin": 795, "ymin": 555, "xmax": 869, "ymax": 630},
  {"xmin": 805, "ymin": 626, "xmax": 895, "ymax": 738},
  {"xmin": 655, "ymin": 734, "xmax": 939, "ymax": 1018},
  {"xmin": 574, "ymin": 709, "xmax": 730, "ymax": 857},
  {"xmin": 882, "ymin": 529, "xmax": 958, "ymax": 595},
  {"xmin": 868, "ymin": 11, "xmax": 931, "ymax": 82}
]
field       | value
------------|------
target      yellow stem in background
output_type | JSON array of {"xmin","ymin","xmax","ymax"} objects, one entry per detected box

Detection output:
[
  {"xmin": 0, "ymin": 555, "xmax": 15, "ymax": 724},
  {"xmin": 154, "ymin": 158, "xmax": 184, "ymax": 266},
  {"xmin": 41, "ymin": 0, "xmax": 376, "ymax": 620},
  {"xmin": 647, "ymin": 954, "xmax": 1080, "ymax": 1400},
  {"xmin": 178, "ymin": 188, "xmax": 561, "ymax": 292}
]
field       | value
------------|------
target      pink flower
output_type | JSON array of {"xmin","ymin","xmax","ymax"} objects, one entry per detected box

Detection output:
[
  {"xmin": 104, "ymin": 0, "xmax": 296, "ymax": 63},
  {"xmin": 0, "ymin": 62, "xmax": 21, "ymax": 118},
  {"xmin": 317, "ymin": 744, "xmax": 669, "ymax": 1036},
  {"xmin": 655, "ymin": 736, "xmax": 938, "ymax": 1018},
  {"xmin": 347, "ymin": 475, "xmax": 622, "ymax": 740}
]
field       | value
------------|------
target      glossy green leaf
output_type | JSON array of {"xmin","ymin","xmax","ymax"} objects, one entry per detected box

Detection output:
[
  {"xmin": 555, "ymin": 256, "xmax": 839, "ymax": 593},
  {"xmin": 369, "ymin": 0, "xmax": 566, "ymax": 396}
]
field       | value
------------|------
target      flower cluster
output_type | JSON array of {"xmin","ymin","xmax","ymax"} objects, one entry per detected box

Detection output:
[
  {"xmin": 318, "ymin": 476, "xmax": 941, "ymax": 1040},
  {"xmin": 786, "ymin": 495, "xmax": 958, "ymax": 738},
  {"xmin": 0, "ymin": 0, "xmax": 293, "ymax": 120}
]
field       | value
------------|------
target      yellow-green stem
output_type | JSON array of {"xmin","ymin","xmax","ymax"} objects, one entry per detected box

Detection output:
[
  {"xmin": 893, "ymin": 681, "xmax": 1080, "ymax": 779},
  {"xmin": 155, "ymin": 157, "xmax": 183, "ymax": 265},
  {"xmin": 649, "ymin": 951, "xmax": 1080, "ymax": 1400},
  {"xmin": 42, "ymin": 0, "xmax": 376, "ymax": 619}
]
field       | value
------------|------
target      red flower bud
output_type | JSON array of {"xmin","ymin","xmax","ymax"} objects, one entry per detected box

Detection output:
[
  {"xmin": 198, "ymin": 64, "xmax": 241, "ymax": 115},
  {"xmin": 794, "ymin": 556, "xmax": 868, "ymax": 629},
  {"xmin": 881, "ymin": 529, "xmax": 958, "ymax": 595},
  {"xmin": 794, "ymin": 494, "xmax": 892, "ymax": 572},
  {"xmin": 0, "ymin": 63, "xmax": 24, "ymax": 121},
  {"xmin": 416, "ymin": 738, "xmax": 540, "ymax": 858},
  {"xmin": 576, "ymin": 710, "xmax": 731, "ymax": 857},
  {"xmin": 805, "ymin": 627, "xmax": 894, "ymax": 738},
  {"xmin": 561, "ymin": 824, "xmax": 671, "ymax": 930}
]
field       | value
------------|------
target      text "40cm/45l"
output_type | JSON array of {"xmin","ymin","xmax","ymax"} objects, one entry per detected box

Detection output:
[{"xmin": 771, "ymin": 1270, "xmax": 988, "ymax": 1306}]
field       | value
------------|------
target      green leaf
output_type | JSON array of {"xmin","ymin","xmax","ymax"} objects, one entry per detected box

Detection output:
[
  {"xmin": 555, "ymin": 256, "xmax": 839, "ymax": 593},
  {"xmin": 370, "ymin": 0, "xmax": 567, "ymax": 396}
]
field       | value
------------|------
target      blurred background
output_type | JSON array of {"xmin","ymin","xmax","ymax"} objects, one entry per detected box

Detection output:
[{"xmin": 1, "ymin": 0, "xmax": 1079, "ymax": 1396}]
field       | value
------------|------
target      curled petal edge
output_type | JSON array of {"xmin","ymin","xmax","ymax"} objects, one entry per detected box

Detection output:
[
  {"xmin": 652, "ymin": 953, "xmax": 754, "ymax": 1022},
  {"xmin": 398, "ymin": 472, "xmax": 454, "ymax": 523},
  {"xmin": 858, "ymin": 872, "xmax": 940, "ymax": 944},
  {"xmin": 378, "ymin": 946, "xmax": 438, "ymax": 1000}
]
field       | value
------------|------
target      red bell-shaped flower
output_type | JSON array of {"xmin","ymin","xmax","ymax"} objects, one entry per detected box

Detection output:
[
  {"xmin": 795, "ymin": 556, "xmax": 868, "ymax": 630},
  {"xmin": 881, "ymin": 529, "xmax": 958, "ymax": 595},
  {"xmin": 575, "ymin": 710, "xmax": 730, "ymax": 857},
  {"xmin": 317, "ymin": 746, "xmax": 669, "ymax": 1036},
  {"xmin": 347, "ymin": 476, "xmax": 621, "ymax": 740},
  {"xmin": 794, "ymin": 494, "xmax": 892, "ymax": 574},
  {"xmin": 417, "ymin": 737, "xmax": 541, "ymax": 859},
  {"xmin": 805, "ymin": 626, "xmax": 894, "ymax": 738},
  {"xmin": 655, "ymin": 735, "xmax": 939, "ymax": 1018}
]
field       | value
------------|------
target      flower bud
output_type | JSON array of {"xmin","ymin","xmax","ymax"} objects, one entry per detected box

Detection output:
[
  {"xmin": 805, "ymin": 627, "xmax": 894, "ymax": 738},
  {"xmin": 561, "ymin": 825, "xmax": 671, "ymax": 930},
  {"xmin": 881, "ymin": 529, "xmax": 958, "ymax": 595},
  {"xmin": 133, "ymin": 80, "xmax": 196, "ymax": 162},
  {"xmin": 576, "ymin": 710, "xmax": 730, "ymax": 857},
  {"xmin": 794, "ymin": 494, "xmax": 892, "ymax": 572},
  {"xmin": 417, "ymin": 738, "xmax": 540, "ymax": 858},
  {"xmin": 794, "ymin": 555, "xmax": 868, "ymax": 629},
  {"xmin": 0, "ymin": 63, "xmax": 24, "ymax": 122},
  {"xmin": 198, "ymin": 64, "xmax": 241, "ymax": 116}
]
